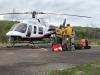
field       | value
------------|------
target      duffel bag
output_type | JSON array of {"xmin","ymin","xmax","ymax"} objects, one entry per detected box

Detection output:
[
  {"xmin": 62, "ymin": 43, "xmax": 68, "ymax": 51},
  {"xmin": 84, "ymin": 46, "xmax": 91, "ymax": 49},
  {"xmin": 52, "ymin": 43, "xmax": 62, "ymax": 52}
]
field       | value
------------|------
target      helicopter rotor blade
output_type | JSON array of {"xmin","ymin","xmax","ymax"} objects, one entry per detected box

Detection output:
[
  {"xmin": 39, "ymin": 12, "xmax": 92, "ymax": 18},
  {"xmin": 0, "ymin": 11, "xmax": 92, "ymax": 18},
  {"xmin": 0, "ymin": 12, "xmax": 32, "ymax": 15}
]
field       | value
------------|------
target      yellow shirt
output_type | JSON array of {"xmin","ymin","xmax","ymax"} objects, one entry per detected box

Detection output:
[
  {"xmin": 64, "ymin": 26, "xmax": 73, "ymax": 37},
  {"xmin": 55, "ymin": 27, "xmax": 64, "ymax": 38}
]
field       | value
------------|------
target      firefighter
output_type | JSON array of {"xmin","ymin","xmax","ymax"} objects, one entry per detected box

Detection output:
[
  {"xmin": 55, "ymin": 25, "xmax": 64, "ymax": 44},
  {"xmin": 64, "ymin": 24, "xmax": 74, "ymax": 50},
  {"xmin": 64, "ymin": 24, "xmax": 73, "ymax": 37}
]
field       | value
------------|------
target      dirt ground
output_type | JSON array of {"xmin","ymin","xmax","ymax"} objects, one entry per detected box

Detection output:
[{"xmin": 0, "ymin": 45, "xmax": 100, "ymax": 75}]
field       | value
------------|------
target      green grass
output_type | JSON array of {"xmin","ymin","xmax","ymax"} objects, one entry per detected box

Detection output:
[
  {"xmin": 88, "ymin": 39, "xmax": 100, "ymax": 45},
  {"xmin": 48, "ymin": 61, "xmax": 100, "ymax": 75},
  {"xmin": 0, "ymin": 20, "xmax": 17, "ymax": 43}
]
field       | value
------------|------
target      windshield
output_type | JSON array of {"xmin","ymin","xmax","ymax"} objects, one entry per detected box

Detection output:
[
  {"xmin": 10, "ymin": 23, "xmax": 19, "ymax": 31},
  {"xmin": 14, "ymin": 23, "xmax": 27, "ymax": 33}
]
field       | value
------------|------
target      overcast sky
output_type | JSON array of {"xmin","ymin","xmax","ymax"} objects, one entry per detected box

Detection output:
[{"xmin": 0, "ymin": 0, "xmax": 100, "ymax": 27}]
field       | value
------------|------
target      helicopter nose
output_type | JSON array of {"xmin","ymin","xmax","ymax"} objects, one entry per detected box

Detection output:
[
  {"xmin": 6, "ymin": 31, "xmax": 13, "ymax": 36},
  {"xmin": 6, "ymin": 31, "xmax": 17, "ymax": 36},
  {"xmin": 6, "ymin": 31, "xmax": 22, "ymax": 36}
]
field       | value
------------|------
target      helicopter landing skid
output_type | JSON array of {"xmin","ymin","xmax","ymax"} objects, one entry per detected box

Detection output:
[
  {"xmin": 25, "ymin": 41, "xmax": 40, "ymax": 49},
  {"xmin": 7, "ymin": 44, "xmax": 39, "ymax": 49},
  {"xmin": 7, "ymin": 40, "xmax": 40, "ymax": 49}
]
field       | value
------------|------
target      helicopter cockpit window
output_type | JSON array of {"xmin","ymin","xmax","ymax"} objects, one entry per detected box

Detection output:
[
  {"xmin": 38, "ymin": 27, "xmax": 43, "ymax": 34},
  {"xmin": 15, "ymin": 23, "xmax": 27, "ymax": 33},
  {"xmin": 10, "ymin": 23, "xmax": 19, "ymax": 31},
  {"xmin": 33, "ymin": 26, "xmax": 37, "ymax": 34}
]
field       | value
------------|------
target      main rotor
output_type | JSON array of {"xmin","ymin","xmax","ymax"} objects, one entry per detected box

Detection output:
[{"xmin": 0, "ymin": 11, "xmax": 92, "ymax": 19}]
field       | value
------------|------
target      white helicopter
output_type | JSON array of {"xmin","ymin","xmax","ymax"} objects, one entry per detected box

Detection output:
[{"xmin": 0, "ymin": 11, "xmax": 92, "ymax": 47}]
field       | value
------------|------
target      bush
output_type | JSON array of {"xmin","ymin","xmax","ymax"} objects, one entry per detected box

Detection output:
[{"xmin": 0, "ymin": 20, "xmax": 17, "ymax": 43}]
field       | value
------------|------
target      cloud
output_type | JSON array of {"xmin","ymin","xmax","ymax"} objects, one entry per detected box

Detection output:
[{"xmin": 0, "ymin": 0, "xmax": 100, "ymax": 27}]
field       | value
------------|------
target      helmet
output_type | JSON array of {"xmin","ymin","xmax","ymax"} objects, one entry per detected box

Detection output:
[
  {"xmin": 67, "ymin": 24, "xmax": 70, "ymax": 27},
  {"xmin": 59, "ymin": 24, "xmax": 63, "ymax": 28}
]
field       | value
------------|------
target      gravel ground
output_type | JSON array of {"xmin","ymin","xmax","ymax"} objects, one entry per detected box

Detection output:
[{"xmin": 0, "ymin": 46, "xmax": 100, "ymax": 75}]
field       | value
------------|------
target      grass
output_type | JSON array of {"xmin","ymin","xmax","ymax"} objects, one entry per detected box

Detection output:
[
  {"xmin": 88, "ymin": 39, "xmax": 100, "ymax": 45},
  {"xmin": 48, "ymin": 61, "xmax": 100, "ymax": 75},
  {"xmin": 0, "ymin": 20, "xmax": 17, "ymax": 43}
]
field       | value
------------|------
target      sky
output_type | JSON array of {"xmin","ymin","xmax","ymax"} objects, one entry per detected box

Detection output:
[{"xmin": 0, "ymin": 0, "xmax": 100, "ymax": 27}]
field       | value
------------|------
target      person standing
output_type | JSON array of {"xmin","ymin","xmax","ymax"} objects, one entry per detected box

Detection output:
[
  {"xmin": 64, "ymin": 24, "xmax": 74, "ymax": 50},
  {"xmin": 64, "ymin": 24, "xmax": 73, "ymax": 38},
  {"xmin": 55, "ymin": 25, "xmax": 64, "ymax": 44}
]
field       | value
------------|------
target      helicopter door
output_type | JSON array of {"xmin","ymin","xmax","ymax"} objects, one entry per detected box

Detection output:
[
  {"xmin": 38, "ymin": 27, "xmax": 43, "ymax": 35},
  {"xmin": 26, "ymin": 25, "xmax": 32, "ymax": 37},
  {"xmin": 33, "ymin": 26, "xmax": 37, "ymax": 34}
]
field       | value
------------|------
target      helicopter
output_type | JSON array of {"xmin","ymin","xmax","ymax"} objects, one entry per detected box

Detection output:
[{"xmin": 0, "ymin": 11, "xmax": 92, "ymax": 47}]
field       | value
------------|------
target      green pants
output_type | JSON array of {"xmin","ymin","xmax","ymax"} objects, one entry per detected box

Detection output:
[
  {"xmin": 57, "ymin": 37, "xmax": 62, "ymax": 44},
  {"xmin": 51, "ymin": 36, "xmax": 62, "ymax": 44},
  {"xmin": 51, "ymin": 37, "xmax": 57, "ymax": 44}
]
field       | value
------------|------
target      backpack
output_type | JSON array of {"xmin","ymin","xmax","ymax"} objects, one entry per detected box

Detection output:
[
  {"xmin": 62, "ymin": 43, "xmax": 68, "ymax": 51},
  {"xmin": 74, "ymin": 44, "xmax": 82, "ymax": 50},
  {"xmin": 84, "ymin": 46, "xmax": 91, "ymax": 49},
  {"xmin": 52, "ymin": 43, "xmax": 62, "ymax": 52}
]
